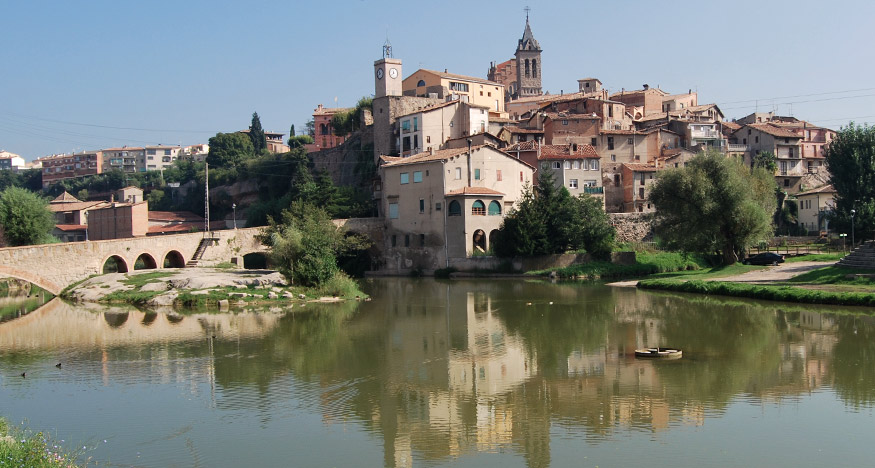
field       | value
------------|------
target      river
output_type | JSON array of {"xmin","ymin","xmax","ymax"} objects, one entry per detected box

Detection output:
[{"xmin": 1, "ymin": 278, "xmax": 874, "ymax": 467}]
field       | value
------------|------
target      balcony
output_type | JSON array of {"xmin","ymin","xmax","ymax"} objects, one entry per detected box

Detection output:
[
  {"xmin": 690, "ymin": 129, "xmax": 722, "ymax": 139},
  {"xmin": 583, "ymin": 186, "xmax": 604, "ymax": 194},
  {"xmin": 727, "ymin": 144, "xmax": 749, "ymax": 152}
]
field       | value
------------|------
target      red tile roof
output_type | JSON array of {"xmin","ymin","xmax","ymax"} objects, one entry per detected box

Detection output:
[
  {"xmin": 622, "ymin": 163, "xmax": 658, "ymax": 172},
  {"xmin": 48, "ymin": 201, "xmax": 107, "ymax": 212},
  {"xmin": 445, "ymin": 187, "xmax": 505, "ymax": 196},
  {"xmin": 54, "ymin": 224, "xmax": 86, "ymax": 232},
  {"xmin": 747, "ymin": 123, "xmax": 801, "ymax": 139},
  {"xmin": 539, "ymin": 144, "xmax": 599, "ymax": 160},
  {"xmin": 148, "ymin": 211, "xmax": 204, "ymax": 222},
  {"xmin": 382, "ymin": 146, "xmax": 487, "ymax": 167},
  {"xmin": 797, "ymin": 184, "xmax": 836, "ymax": 196},
  {"xmin": 416, "ymin": 69, "xmax": 502, "ymax": 86}
]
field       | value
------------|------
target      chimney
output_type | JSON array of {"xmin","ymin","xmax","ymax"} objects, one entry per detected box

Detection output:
[{"xmin": 643, "ymin": 84, "xmax": 649, "ymax": 90}]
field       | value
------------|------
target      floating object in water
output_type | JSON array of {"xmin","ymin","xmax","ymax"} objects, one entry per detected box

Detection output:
[
  {"xmin": 635, "ymin": 347, "xmax": 682, "ymax": 359},
  {"xmin": 20, "ymin": 372, "xmax": 26, "ymax": 378},
  {"xmin": 55, "ymin": 362, "xmax": 62, "ymax": 368}
]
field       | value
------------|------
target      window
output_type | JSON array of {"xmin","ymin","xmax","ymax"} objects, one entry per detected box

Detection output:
[
  {"xmin": 607, "ymin": 137, "xmax": 614, "ymax": 150},
  {"xmin": 742, "ymin": 138, "xmax": 747, "ymax": 144},
  {"xmin": 435, "ymin": 202, "xmax": 442, "ymax": 211},
  {"xmin": 147, "ymin": 149, "xmax": 156, "ymax": 155},
  {"xmin": 584, "ymin": 180, "xmax": 597, "ymax": 187},
  {"xmin": 474, "ymin": 168, "xmax": 481, "ymax": 180},
  {"xmin": 564, "ymin": 161, "xmax": 571, "ymax": 169},
  {"xmin": 628, "ymin": 138, "xmax": 634, "ymax": 145},
  {"xmin": 562, "ymin": 120, "xmax": 568, "ymax": 125},
  {"xmin": 574, "ymin": 161, "xmax": 581, "ymax": 169},
  {"xmin": 449, "ymin": 81, "xmax": 469, "ymax": 92},
  {"xmin": 419, "ymin": 199, "xmax": 425, "ymax": 213},
  {"xmin": 480, "ymin": 91, "xmax": 483, "ymax": 96},
  {"xmin": 520, "ymin": 171, "xmax": 524, "ymax": 182},
  {"xmin": 488, "ymin": 201, "xmax": 501, "ymax": 216},
  {"xmin": 391, "ymin": 235, "xmax": 397, "ymax": 247},
  {"xmin": 611, "ymin": 154, "xmax": 616, "ymax": 162},
  {"xmin": 614, "ymin": 174, "xmax": 620, "ymax": 187},
  {"xmin": 472, "ymin": 200, "xmax": 486, "ymax": 216},
  {"xmin": 420, "ymin": 234, "xmax": 425, "ymax": 246},
  {"xmin": 569, "ymin": 179, "xmax": 578, "ymax": 189},
  {"xmin": 402, "ymin": 136, "xmax": 411, "ymax": 152},
  {"xmin": 164, "ymin": 149, "xmax": 171, "ymax": 156},
  {"xmin": 400, "ymin": 173, "xmax": 409, "ymax": 184},
  {"xmin": 416, "ymin": 79, "xmax": 426, "ymax": 87},
  {"xmin": 426, "ymin": 135, "xmax": 431, "ymax": 144},
  {"xmin": 784, "ymin": 179, "xmax": 790, "ymax": 187},
  {"xmin": 552, "ymin": 161, "xmax": 561, "ymax": 169},
  {"xmin": 590, "ymin": 160, "xmax": 599, "ymax": 170},
  {"xmin": 405, "ymin": 235, "xmax": 410, "ymax": 247},
  {"xmin": 389, "ymin": 202, "xmax": 399, "ymax": 219},
  {"xmin": 591, "ymin": 137, "xmax": 597, "ymax": 146},
  {"xmin": 639, "ymin": 187, "xmax": 645, "ymax": 199},
  {"xmin": 496, "ymin": 170, "xmax": 502, "ymax": 181},
  {"xmin": 413, "ymin": 135, "xmax": 419, "ymax": 150},
  {"xmin": 455, "ymin": 167, "xmax": 462, "ymax": 179},
  {"xmin": 608, "ymin": 105, "xmax": 614, "ymax": 118},
  {"xmin": 532, "ymin": 59, "xmax": 538, "ymax": 78},
  {"xmin": 413, "ymin": 171, "xmax": 422, "ymax": 183},
  {"xmin": 448, "ymin": 200, "xmax": 462, "ymax": 216},
  {"xmin": 401, "ymin": 120, "xmax": 410, "ymax": 133},
  {"xmin": 755, "ymin": 136, "xmax": 759, "ymax": 143},
  {"xmin": 413, "ymin": 117, "xmax": 418, "ymax": 132}
]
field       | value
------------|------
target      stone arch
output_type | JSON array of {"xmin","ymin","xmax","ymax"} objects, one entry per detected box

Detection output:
[
  {"xmin": 243, "ymin": 252, "xmax": 270, "ymax": 270},
  {"xmin": 0, "ymin": 265, "xmax": 63, "ymax": 296},
  {"xmin": 162, "ymin": 250, "xmax": 185, "ymax": 268},
  {"xmin": 103, "ymin": 255, "xmax": 129, "ymax": 274},
  {"xmin": 134, "ymin": 253, "xmax": 157, "ymax": 270},
  {"xmin": 488, "ymin": 229, "xmax": 500, "ymax": 250},
  {"xmin": 472, "ymin": 229, "xmax": 487, "ymax": 253}
]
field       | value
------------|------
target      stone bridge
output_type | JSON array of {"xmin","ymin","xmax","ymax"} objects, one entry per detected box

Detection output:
[{"xmin": 0, "ymin": 228, "xmax": 266, "ymax": 295}]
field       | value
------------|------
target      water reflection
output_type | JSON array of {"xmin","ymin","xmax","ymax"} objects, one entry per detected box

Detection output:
[{"xmin": 1, "ymin": 280, "xmax": 874, "ymax": 467}]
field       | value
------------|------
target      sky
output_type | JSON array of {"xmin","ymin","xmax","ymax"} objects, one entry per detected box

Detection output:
[{"xmin": 2, "ymin": 0, "xmax": 874, "ymax": 161}]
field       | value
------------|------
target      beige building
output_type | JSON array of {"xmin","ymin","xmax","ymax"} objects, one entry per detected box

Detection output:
[
  {"xmin": 0, "ymin": 150, "xmax": 26, "ymax": 171},
  {"xmin": 621, "ymin": 163, "xmax": 658, "ymax": 213},
  {"xmin": 144, "ymin": 145, "xmax": 181, "ymax": 171},
  {"xmin": 395, "ymin": 101, "xmax": 490, "ymax": 156},
  {"xmin": 403, "ymin": 69, "xmax": 506, "ymax": 116},
  {"xmin": 102, "ymin": 147, "xmax": 145, "ymax": 173},
  {"xmin": 796, "ymin": 185, "xmax": 835, "ymax": 233},
  {"xmin": 730, "ymin": 123, "xmax": 804, "ymax": 192},
  {"xmin": 378, "ymin": 145, "xmax": 534, "ymax": 272}
]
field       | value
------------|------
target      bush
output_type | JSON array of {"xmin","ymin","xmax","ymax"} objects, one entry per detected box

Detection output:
[
  {"xmin": 317, "ymin": 272, "xmax": 362, "ymax": 298},
  {"xmin": 531, "ymin": 252, "xmax": 707, "ymax": 279}
]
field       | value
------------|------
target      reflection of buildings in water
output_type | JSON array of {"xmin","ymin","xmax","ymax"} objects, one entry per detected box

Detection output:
[
  {"xmin": 775, "ymin": 310, "xmax": 839, "ymax": 397},
  {"xmin": 0, "ymin": 299, "xmax": 282, "ymax": 350}
]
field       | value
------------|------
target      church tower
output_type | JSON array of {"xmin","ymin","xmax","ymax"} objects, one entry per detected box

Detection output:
[{"xmin": 514, "ymin": 11, "xmax": 542, "ymax": 98}]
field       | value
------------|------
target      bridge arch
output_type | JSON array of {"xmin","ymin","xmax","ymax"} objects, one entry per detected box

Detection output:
[
  {"xmin": 242, "ymin": 252, "xmax": 270, "ymax": 269},
  {"xmin": 162, "ymin": 250, "xmax": 185, "ymax": 268},
  {"xmin": 0, "ymin": 265, "xmax": 63, "ymax": 296},
  {"xmin": 103, "ymin": 255, "xmax": 129, "ymax": 274},
  {"xmin": 134, "ymin": 253, "xmax": 158, "ymax": 270}
]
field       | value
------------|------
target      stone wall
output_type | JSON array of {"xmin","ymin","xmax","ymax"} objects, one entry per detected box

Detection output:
[
  {"xmin": 309, "ymin": 129, "xmax": 376, "ymax": 188},
  {"xmin": 609, "ymin": 212, "xmax": 653, "ymax": 243}
]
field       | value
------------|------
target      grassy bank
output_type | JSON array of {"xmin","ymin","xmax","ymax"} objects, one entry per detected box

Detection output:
[
  {"xmin": 529, "ymin": 252, "xmax": 708, "ymax": 280},
  {"xmin": 0, "ymin": 418, "xmax": 81, "ymax": 467},
  {"xmin": 638, "ymin": 279, "xmax": 875, "ymax": 307}
]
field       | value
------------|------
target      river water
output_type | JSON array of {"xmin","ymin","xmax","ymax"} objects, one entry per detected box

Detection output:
[{"xmin": 1, "ymin": 278, "xmax": 874, "ymax": 467}]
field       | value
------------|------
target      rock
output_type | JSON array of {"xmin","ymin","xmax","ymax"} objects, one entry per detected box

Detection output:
[
  {"xmin": 229, "ymin": 292, "xmax": 249, "ymax": 298},
  {"xmin": 267, "ymin": 291, "xmax": 278, "ymax": 299},
  {"xmin": 189, "ymin": 290, "xmax": 210, "ymax": 295},
  {"xmin": 169, "ymin": 278, "xmax": 192, "ymax": 289},
  {"xmin": 140, "ymin": 282, "xmax": 169, "ymax": 292},
  {"xmin": 218, "ymin": 299, "xmax": 229, "ymax": 310},
  {"xmin": 147, "ymin": 292, "xmax": 179, "ymax": 307},
  {"xmin": 298, "ymin": 294, "xmax": 306, "ymax": 299},
  {"xmin": 235, "ymin": 284, "xmax": 248, "ymax": 289},
  {"xmin": 282, "ymin": 291, "xmax": 294, "ymax": 299}
]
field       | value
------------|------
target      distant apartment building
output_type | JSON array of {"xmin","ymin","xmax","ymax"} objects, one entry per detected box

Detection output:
[
  {"xmin": 403, "ymin": 69, "xmax": 506, "ymax": 115},
  {"xmin": 102, "ymin": 147, "xmax": 145, "ymax": 173},
  {"xmin": 39, "ymin": 151, "xmax": 102, "ymax": 187},
  {"xmin": 0, "ymin": 150, "xmax": 25, "ymax": 171},
  {"xmin": 144, "ymin": 145, "xmax": 181, "ymax": 171},
  {"xmin": 239, "ymin": 129, "xmax": 290, "ymax": 154},
  {"xmin": 308, "ymin": 104, "xmax": 351, "ymax": 153},
  {"xmin": 180, "ymin": 144, "xmax": 209, "ymax": 162}
]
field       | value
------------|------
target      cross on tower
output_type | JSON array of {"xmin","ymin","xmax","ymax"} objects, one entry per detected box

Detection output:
[{"xmin": 524, "ymin": 6, "xmax": 530, "ymax": 20}]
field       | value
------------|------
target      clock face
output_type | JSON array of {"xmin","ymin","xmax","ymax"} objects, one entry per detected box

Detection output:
[
  {"xmin": 389, "ymin": 68, "xmax": 398, "ymax": 79},
  {"xmin": 376, "ymin": 68, "xmax": 384, "ymax": 79}
]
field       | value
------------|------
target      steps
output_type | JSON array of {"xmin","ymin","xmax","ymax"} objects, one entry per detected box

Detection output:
[
  {"xmin": 186, "ymin": 237, "xmax": 218, "ymax": 267},
  {"xmin": 835, "ymin": 241, "xmax": 875, "ymax": 269}
]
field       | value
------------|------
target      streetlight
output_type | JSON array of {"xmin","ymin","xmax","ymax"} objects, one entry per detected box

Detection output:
[
  {"xmin": 851, "ymin": 209, "xmax": 856, "ymax": 250},
  {"xmin": 232, "ymin": 203, "xmax": 237, "ymax": 230}
]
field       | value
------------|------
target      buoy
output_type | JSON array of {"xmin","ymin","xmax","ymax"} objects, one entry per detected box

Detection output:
[{"xmin": 635, "ymin": 347, "xmax": 682, "ymax": 359}]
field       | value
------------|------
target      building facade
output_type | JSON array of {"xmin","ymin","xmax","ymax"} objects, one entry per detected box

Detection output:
[{"xmin": 39, "ymin": 151, "xmax": 102, "ymax": 187}]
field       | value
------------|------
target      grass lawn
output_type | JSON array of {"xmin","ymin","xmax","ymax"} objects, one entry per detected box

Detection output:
[
  {"xmin": 121, "ymin": 271, "xmax": 173, "ymax": 288},
  {"xmin": 648, "ymin": 263, "xmax": 767, "ymax": 280},
  {"xmin": 784, "ymin": 252, "xmax": 845, "ymax": 263}
]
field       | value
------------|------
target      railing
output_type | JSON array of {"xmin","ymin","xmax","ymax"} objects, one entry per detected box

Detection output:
[
  {"xmin": 727, "ymin": 144, "xmax": 749, "ymax": 152},
  {"xmin": 690, "ymin": 130, "xmax": 722, "ymax": 139},
  {"xmin": 583, "ymin": 186, "xmax": 604, "ymax": 194},
  {"xmin": 747, "ymin": 244, "xmax": 841, "ymax": 256}
]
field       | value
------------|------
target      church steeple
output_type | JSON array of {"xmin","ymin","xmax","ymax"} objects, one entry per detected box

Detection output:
[{"xmin": 514, "ymin": 9, "xmax": 542, "ymax": 98}]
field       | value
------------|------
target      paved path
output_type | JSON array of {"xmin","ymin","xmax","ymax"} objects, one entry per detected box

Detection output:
[{"xmin": 607, "ymin": 261, "xmax": 831, "ymax": 288}]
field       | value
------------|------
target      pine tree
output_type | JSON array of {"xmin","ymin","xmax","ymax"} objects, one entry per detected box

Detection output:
[{"xmin": 249, "ymin": 112, "xmax": 266, "ymax": 153}]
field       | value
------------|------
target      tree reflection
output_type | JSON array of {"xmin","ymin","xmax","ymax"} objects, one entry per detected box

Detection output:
[{"xmin": 832, "ymin": 315, "xmax": 875, "ymax": 409}]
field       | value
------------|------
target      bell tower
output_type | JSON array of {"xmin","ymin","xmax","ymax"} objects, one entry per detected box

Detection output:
[
  {"xmin": 514, "ymin": 9, "xmax": 542, "ymax": 98},
  {"xmin": 374, "ymin": 39, "xmax": 402, "ymax": 98}
]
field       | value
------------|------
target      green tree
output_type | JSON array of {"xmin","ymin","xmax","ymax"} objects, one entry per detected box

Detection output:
[
  {"xmin": 752, "ymin": 150, "xmax": 777, "ymax": 172},
  {"xmin": 825, "ymin": 123, "xmax": 875, "ymax": 242},
  {"xmin": 649, "ymin": 150, "xmax": 777, "ymax": 264},
  {"xmin": 76, "ymin": 189, "xmax": 89, "ymax": 201},
  {"xmin": 493, "ymin": 184, "xmax": 547, "ymax": 257},
  {"xmin": 249, "ymin": 112, "xmax": 267, "ymax": 154},
  {"xmin": 288, "ymin": 135, "xmax": 314, "ymax": 149},
  {"xmin": 0, "ymin": 187, "xmax": 56, "ymax": 246},
  {"xmin": 567, "ymin": 193, "xmax": 616, "ymax": 259},
  {"xmin": 257, "ymin": 202, "xmax": 370, "ymax": 286},
  {"xmin": 206, "ymin": 132, "xmax": 255, "ymax": 168},
  {"xmin": 289, "ymin": 124, "xmax": 296, "ymax": 137}
]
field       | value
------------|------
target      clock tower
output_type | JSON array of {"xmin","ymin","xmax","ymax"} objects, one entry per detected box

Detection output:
[{"xmin": 374, "ymin": 40, "xmax": 402, "ymax": 98}]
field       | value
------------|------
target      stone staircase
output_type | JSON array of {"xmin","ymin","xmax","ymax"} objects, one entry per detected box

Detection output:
[
  {"xmin": 186, "ymin": 237, "xmax": 218, "ymax": 267},
  {"xmin": 836, "ymin": 241, "xmax": 875, "ymax": 269}
]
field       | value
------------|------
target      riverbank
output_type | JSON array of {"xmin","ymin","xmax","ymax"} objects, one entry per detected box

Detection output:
[
  {"xmin": 0, "ymin": 418, "xmax": 80, "ymax": 467},
  {"xmin": 62, "ymin": 268, "xmax": 365, "ymax": 308}
]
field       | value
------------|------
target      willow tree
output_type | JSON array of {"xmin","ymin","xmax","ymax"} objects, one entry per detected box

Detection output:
[{"xmin": 649, "ymin": 150, "xmax": 776, "ymax": 264}]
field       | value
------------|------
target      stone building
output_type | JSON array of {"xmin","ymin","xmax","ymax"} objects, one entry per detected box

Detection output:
[
  {"xmin": 378, "ymin": 145, "xmax": 534, "ymax": 272},
  {"xmin": 487, "ymin": 14, "xmax": 542, "ymax": 101},
  {"xmin": 306, "ymin": 104, "xmax": 350, "ymax": 153}
]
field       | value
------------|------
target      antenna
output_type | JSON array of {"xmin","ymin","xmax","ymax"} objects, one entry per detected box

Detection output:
[{"xmin": 383, "ymin": 34, "xmax": 392, "ymax": 59}]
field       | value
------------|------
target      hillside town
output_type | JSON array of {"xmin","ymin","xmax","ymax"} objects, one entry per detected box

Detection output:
[{"xmin": 0, "ymin": 15, "xmax": 840, "ymax": 271}]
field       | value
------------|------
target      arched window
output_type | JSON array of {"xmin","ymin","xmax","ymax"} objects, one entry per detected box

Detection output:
[
  {"xmin": 524, "ymin": 59, "xmax": 530, "ymax": 78},
  {"xmin": 472, "ymin": 200, "xmax": 486, "ymax": 216},
  {"xmin": 532, "ymin": 59, "xmax": 538, "ymax": 78},
  {"xmin": 488, "ymin": 201, "xmax": 501, "ymax": 216},
  {"xmin": 448, "ymin": 200, "xmax": 462, "ymax": 216},
  {"xmin": 416, "ymin": 79, "xmax": 426, "ymax": 87}
]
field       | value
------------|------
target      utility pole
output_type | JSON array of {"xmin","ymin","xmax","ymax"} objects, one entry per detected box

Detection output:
[{"xmin": 205, "ymin": 162, "xmax": 210, "ymax": 236}]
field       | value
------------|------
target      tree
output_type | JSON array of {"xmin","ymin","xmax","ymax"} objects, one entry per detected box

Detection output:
[
  {"xmin": 288, "ymin": 135, "xmax": 314, "ymax": 149},
  {"xmin": 825, "ymin": 123, "xmax": 875, "ymax": 242},
  {"xmin": 305, "ymin": 119, "xmax": 315, "ymax": 138},
  {"xmin": 493, "ymin": 184, "xmax": 547, "ymax": 257},
  {"xmin": 257, "ymin": 202, "xmax": 370, "ymax": 286},
  {"xmin": 289, "ymin": 124, "xmax": 296, "ymax": 138},
  {"xmin": 567, "ymin": 193, "xmax": 615, "ymax": 259},
  {"xmin": 249, "ymin": 112, "xmax": 266, "ymax": 154},
  {"xmin": 206, "ymin": 132, "xmax": 255, "ymax": 168},
  {"xmin": 752, "ymin": 150, "xmax": 777, "ymax": 172},
  {"xmin": 0, "ymin": 187, "xmax": 56, "ymax": 246},
  {"xmin": 649, "ymin": 150, "xmax": 777, "ymax": 264}
]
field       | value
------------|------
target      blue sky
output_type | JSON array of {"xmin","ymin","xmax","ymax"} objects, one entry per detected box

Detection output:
[{"xmin": 2, "ymin": 0, "xmax": 873, "ymax": 160}]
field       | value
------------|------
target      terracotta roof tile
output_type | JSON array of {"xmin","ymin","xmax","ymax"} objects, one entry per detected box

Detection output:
[
  {"xmin": 446, "ymin": 187, "xmax": 505, "ymax": 196},
  {"xmin": 747, "ymin": 123, "xmax": 801, "ymax": 139},
  {"xmin": 381, "ymin": 146, "xmax": 487, "ymax": 167},
  {"xmin": 51, "ymin": 191, "xmax": 80, "ymax": 203},
  {"xmin": 622, "ymin": 163, "xmax": 658, "ymax": 172},
  {"xmin": 538, "ymin": 144, "xmax": 599, "ymax": 160},
  {"xmin": 148, "ymin": 211, "xmax": 204, "ymax": 222},
  {"xmin": 417, "ymin": 69, "xmax": 502, "ymax": 86},
  {"xmin": 48, "ymin": 201, "xmax": 107, "ymax": 212},
  {"xmin": 54, "ymin": 224, "xmax": 87, "ymax": 231},
  {"xmin": 797, "ymin": 184, "xmax": 836, "ymax": 196}
]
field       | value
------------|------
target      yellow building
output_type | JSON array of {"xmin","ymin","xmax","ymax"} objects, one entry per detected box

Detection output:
[{"xmin": 403, "ymin": 69, "xmax": 506, "ymax": 117}]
